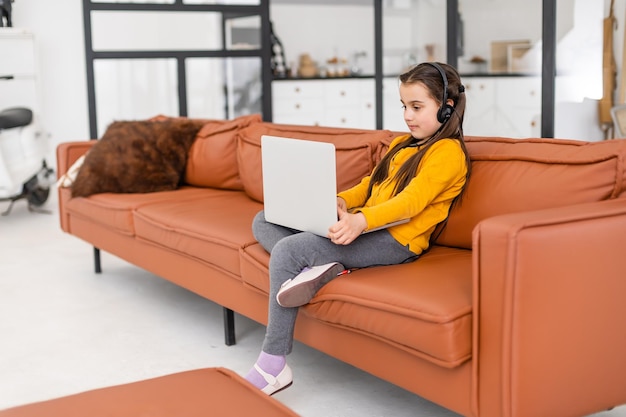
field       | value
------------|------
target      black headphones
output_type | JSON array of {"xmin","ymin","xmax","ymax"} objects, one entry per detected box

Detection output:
[{"xmin": 426, "ymin": 62, "xmax": 454, "ymax": 124}]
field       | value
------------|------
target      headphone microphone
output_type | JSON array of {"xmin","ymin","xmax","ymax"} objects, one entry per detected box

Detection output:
[{"xmin": 426, "ymin": 62, "xmax": 454, "ymax": 124}]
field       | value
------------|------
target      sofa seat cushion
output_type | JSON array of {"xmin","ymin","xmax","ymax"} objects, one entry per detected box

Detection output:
[
  {"xmin": 65, "ymin": 188, "xmax": 211, "ymax": 235},
  {"xmin": 133, "ymin": 188, "xmax": 262, "ymax": 276},
  {"xmin": 240, "ymin": 244, "xmax": 472, "ymax": 368},
  {"xmin": 239, "ymin": 242, "xmax": 273, "ymax": 292}
]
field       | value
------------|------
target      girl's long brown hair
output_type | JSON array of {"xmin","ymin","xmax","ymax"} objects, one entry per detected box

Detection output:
[{"xmin": 366, "ymin": 62, "xmax": 471, "ymax": 205}]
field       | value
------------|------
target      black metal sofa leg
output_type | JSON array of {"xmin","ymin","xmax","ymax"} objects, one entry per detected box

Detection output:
[
  {"xmin": 223, "ymin": 307, "xmax": 236, "ymax": 346},
  {"xmin": 94, "ymin": 247, "xmax": 102, "ymax": 273}
]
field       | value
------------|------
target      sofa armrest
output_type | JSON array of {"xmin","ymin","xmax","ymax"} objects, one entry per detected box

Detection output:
[
  {"xmin": 56, "ymin": 140, "xmax": 96, "ymax": 233},
  {"xmin": 56, "ymin": 140, "xmax": 96, "ymax": 178},
  {"xmin": 472, "ymin": 198, "xmax": 626, "ymax": 417}
]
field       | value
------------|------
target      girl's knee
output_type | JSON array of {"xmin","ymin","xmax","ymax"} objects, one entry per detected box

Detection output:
[
  {"xmin": 252, "ymin": 210, "xmax": 266, "ymax": 228},
  {"xmin": 252, "ymin": 210, "xmax": 267, "ymax": 238}
]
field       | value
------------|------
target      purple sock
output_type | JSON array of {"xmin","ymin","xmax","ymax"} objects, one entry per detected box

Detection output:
[{"xmin": 245, "ymin": 351, "xmax": 286, "ymax": 389}]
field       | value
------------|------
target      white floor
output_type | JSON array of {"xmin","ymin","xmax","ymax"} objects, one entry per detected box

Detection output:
[{"xmin": 1, "ymin": 192, "xmax": 625, "ymax": 417}]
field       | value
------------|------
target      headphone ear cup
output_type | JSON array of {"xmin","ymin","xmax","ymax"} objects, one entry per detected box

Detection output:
[{"xmin": 438, "ymin": 104, "xmax": 454, "ymax": 123}]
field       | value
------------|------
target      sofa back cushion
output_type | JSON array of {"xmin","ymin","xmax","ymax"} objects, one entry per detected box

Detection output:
[
  {"xmin": 185, "ymin": 114, "xmax": 262, "ymax": 190},
  {"xmin": 237, "ymin": 123, "xmax": 395, "ymax": 202},
  {"xmin": 435, "ymin": 137, "xmax": 626, "ymax": 249}
]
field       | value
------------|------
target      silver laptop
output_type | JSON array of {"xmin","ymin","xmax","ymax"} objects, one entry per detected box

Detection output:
[
  {"xmin": 261, "ymin": 135, "xmax": 409, "ymax": 238},
  {"xmin": 262, "ymin": 135, "xmax": 338, "ymax": 237}
]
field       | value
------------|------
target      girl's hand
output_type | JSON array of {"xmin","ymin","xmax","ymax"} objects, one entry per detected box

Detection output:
[{"xmin": 328, "ymin": 207, "xmax": 367, "ymax": 245}]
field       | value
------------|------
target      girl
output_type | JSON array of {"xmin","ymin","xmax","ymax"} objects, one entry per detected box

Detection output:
[{"xmin": 245, "ymin": 62, "xmax": 471, "ymax": 395}]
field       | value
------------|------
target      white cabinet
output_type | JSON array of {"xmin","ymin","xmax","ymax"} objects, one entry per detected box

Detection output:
[
  {"xmin": 462, "ymin": 77, "xmax": 499, "ymax": 136},
  {"xmin": 496, "ymin": 77, "xmax": 541, "ymax": 138},
  {"xmin": 273, "ymin": 76, "xmax": 542, "ymax": 137},
  {"xmin": 272, "ymin": 80, "xmax": 325, "ymax": 126},
  {"xmin": 382, "ymin": 76, "xmax": 406, "ymax": 132},
  {"xmin": 0, "ymin": 29, "xmax": 40, "ymax": 113},
  {"xmin": 272, "ymin": 78, "xmax": 376, "ymax": 129},
  {"xmin": 462, "ymin": 76, "xmax": 541, "ymax": 138}
]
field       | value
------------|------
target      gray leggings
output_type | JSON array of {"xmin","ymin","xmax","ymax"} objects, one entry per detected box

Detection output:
[{"xmin": 252, "ymin": 210, "xmax": 418, "ymax": 355}]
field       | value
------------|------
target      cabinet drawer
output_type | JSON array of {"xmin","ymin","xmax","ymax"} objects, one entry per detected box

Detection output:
[
  {"xmin": 323, "ymin": 80, "xmax": 363, "ymax": 104},
  {"xmin": 357, "ymin": 103, "xmax": 377, "ymax": 130},
  {"xmin": 273, "ymin": 97, "xmax": 324, "ymax": 115},
  {"xmin": 496, "ymin": 77, "xmax": 541, "ymax": 108},
  {"xmin": 360, "ymin": 99, "xmax": 375, "ymax": 113},
  {"xmin": 463, "ymin": 78, "xmax": 495, "ymax": 116},
  {"xmin": 272, "ymin": 113, "xmax": 323, "ymax": 127},
  {"xmin": 500, "ymin": 107, "xmax": 541, "ymax": 138},
  {"xmin": 272, "ymin": 80, "xmax": 325, "ymax": 99},
  {"xmin": 324, "ymin": 108, "xmax": 360, "ymax": 128}
]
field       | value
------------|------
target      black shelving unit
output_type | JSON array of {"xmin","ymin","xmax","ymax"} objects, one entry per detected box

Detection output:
[
  {"xmin": 82, "ymin": 0, "xmax": 557, "ymax": 138},
  {"xmin": 82, "ymin": 0, "xmax": 272, "ymax": 139}
]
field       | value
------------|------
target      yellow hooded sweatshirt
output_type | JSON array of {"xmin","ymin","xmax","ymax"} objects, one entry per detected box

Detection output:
[{"xmin": 337, "ymin": 134, "xmax": 468, "ymax": 255}]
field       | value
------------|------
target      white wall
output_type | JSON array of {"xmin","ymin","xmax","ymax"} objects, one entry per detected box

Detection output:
[
  {"xmin": 11, "ymin": 0, "xmax": 90, "ymax": 152},
  {"xmin": 6, "ymin": 0, "xmax": 626, "ymax": 164}
]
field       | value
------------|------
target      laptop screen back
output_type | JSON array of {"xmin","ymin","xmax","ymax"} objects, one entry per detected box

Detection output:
[{"xmin": 261, "ymin": 135, "xmax": 338, "ymax": 237}]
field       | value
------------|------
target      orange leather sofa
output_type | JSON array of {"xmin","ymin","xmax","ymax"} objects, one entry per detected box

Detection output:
[{"xmin": 56, "ymin": 116, "xmax": 626, "ymax": 417}]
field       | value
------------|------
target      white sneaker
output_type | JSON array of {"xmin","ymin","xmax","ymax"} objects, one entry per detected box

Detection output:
[
  {"xmin": 276, "ymin": 262, "xmax": 345, "ymax": 307},
  {"xmin": 254, "ymin": 363, "xmax": 293, "ymax": 396}
]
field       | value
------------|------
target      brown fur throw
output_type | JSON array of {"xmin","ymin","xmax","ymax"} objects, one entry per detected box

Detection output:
[{"xmin": 71, "ymin": 118, "xmax": 205, "ymax": 198}]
